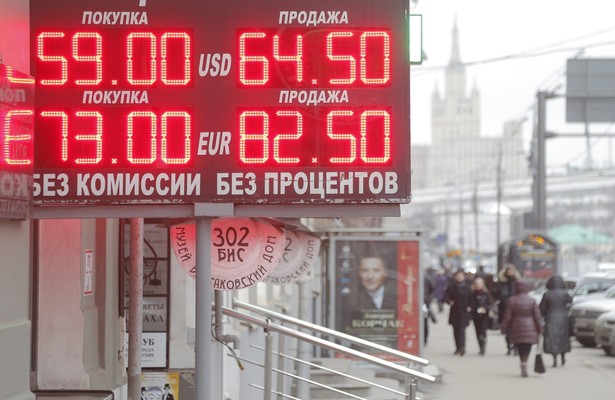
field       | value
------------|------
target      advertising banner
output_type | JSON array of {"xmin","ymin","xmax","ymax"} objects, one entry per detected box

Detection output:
[
  {"xmin": 263, "ymin": 229, "xmax": 321, "ymax": 285},
  {"xmin": 331, "ymin": 236, "xmax": 421, "ymax": 356},
  {"xmin": 141, "ymin": 371, "xmax": 180, "ymax": 400},
  {"xmin": 125, "ymin": 332, "xmax": 167, "ymax": 369},
  {"xmin": 170, "ymin": 217, "xmax": 286, "ymax": 289}
]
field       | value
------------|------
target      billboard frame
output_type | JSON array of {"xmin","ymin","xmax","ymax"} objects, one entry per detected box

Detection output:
[{"xmin": 326, "ymin": 230, "xmax": 424, "ymax": 357}]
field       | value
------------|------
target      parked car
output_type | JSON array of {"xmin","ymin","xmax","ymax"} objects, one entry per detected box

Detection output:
[
  {"xmin": 569, "ymin": 275, "xmax": 615, "ymax": 304},
  {"xmin": 610, "ymin": 320, "xmax": 615, "ymax": 355},
  {"xmin": 594, "ymin": 309, "xmax": 615, "ymax": 356},
  {"xmin": 528, "ymin": 275, "xmax": 615, "ymax": 304},
  {"xmin": 570, "ymin": 285, "xmax": 615, "ymax": 347}
]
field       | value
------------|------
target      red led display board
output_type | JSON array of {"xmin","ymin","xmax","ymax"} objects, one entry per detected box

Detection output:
[
  {"xmin": 31, "ymin": 0, "xmax": 410, "ymax": 206},
  {"xmin": 0, "ymin": 63, "xmax": 34, "ymax": 218}
]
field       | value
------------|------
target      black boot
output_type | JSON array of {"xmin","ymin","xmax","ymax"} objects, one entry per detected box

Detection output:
[
  {"xmin": 561, "ymin": 353, "xmax": 566, "ymax": 366},
  {"xmin": 479, "ymin": 339, "xmax": 486, "ymax": 355},
  {"xmin": 552, "ymin": 355, "xmax": 557, "ymax": 368}
]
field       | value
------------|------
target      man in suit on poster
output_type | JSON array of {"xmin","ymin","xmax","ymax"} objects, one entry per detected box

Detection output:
[
  {"xmin": 356, "ymin": 255, "xmax": 398, "ymax": 311},
  {"xmin": 162, "ymin": 383, "xmax": 175, "ymax": 400}
]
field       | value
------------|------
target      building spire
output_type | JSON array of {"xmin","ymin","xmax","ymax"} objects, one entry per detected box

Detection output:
[{"xmin": 450, "ymin": 14, "xmax": 461, "ymax": 66}]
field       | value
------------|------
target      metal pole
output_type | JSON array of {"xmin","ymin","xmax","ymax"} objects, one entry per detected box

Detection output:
[
  {"xmin": 536, "ymin": 92, "xmax": 547, "ymax": 231},
  {"xmin": 584, "ymin": 66, "xmax": 593, "ymax": 170},
  {"xmin": 128, "ymin": 218, "xmax": 144, "ymax": 400},
  {"xmin": 263, "ymin": 329, "xmax": 273, "ymax": 400},
  {"xmin": 473, "ymin": 183, "xmax": 479, "ymax": 254},
  {"xmin": 295, "ymin": 278, "xmax": 313, "ymax": 399},
  {"xmin": 496, "ymin": 145, "xmax": 502, "ymax": 254},
  {"xmin": 459, "ymin": 188, "xmax": 464, "ymax": 261},
  {"xmin": 196, "ymin": 217, "xmax": 215, "ymax": 400},
  {"xmin": 276, "ymin": 326, "xmax": 285, "ymax": 399},
  {"xmin": 406, "ymin": 378, "xmax": 417, "ymax": 400}
]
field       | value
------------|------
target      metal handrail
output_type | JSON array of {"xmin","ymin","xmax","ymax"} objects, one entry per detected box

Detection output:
[
  {"xmin": 250, "ymin": 344, "xmax": 407, "ymax": 397},
  {"xmin": 249, "ymin": 384, "xmax": 301, "ymax": 400},
  {"xmin": 233, "ymin": 298, "xmax": 429, "ymax": 366},
  {"xmin": 222, "ymin": 306, "xmax": 435, "ymax": 382},
  {"xmin": 231, "ymin": 353, "xmax": 368, "ymax": 400},
  {"xmin": 32, "ymin": 389, "xmax": 114, "ymax": 399}
]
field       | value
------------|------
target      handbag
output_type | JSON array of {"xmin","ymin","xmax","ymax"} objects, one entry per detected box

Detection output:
[{"xmin": 534, "ymin": 338, "xmax": 546, "ymax": 374}]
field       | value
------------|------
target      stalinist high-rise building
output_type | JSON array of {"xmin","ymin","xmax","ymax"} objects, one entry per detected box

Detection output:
[{"xmin": 414, "ymin": 19, "xmax": 527, "ymax": 189}]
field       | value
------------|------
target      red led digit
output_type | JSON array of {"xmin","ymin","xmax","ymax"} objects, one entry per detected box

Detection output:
[
  {"xmin": 40, "ymin": 111, "xmax": 69, "ymax": 161},
  {"xmin": 273, "ymin": 110, "xmax": 302, "ymax": 164},
  {"xmin": 273, "ymin": 34, "xmax": 303, "ymax": 83},
  {"xmin": 360, "ymin": 32, "xmax": 390, "ymax": 85},
  {"xmin": 326, "ymin": 32, "xmax": 356, "ymax": 85},
  {"xmin": 127, "ymin": 32, "xmax": 156, "ymax": 85},
  {"xmin": 37, "ymin": 32, "xmax": 68, "ymax": 85},
  {"xmin": 74, "ymin": 111, "xmax": 103, "ymax": 164},
  {"xmin": 327, "ymin": 110, "xmax": 356, "ymax": 163},
  {"xmin": 3, "ymin": 110, "xmax": 33, "ymax": 165},
  {"xmin": 239, "ymin": 32, "xmax": 269, "ymax": 86},
  {"xmin": 72, "ymin": 32, "xmax": 103, "ymax": 86},
  {"xmin": 161, "ymin": 33, "xmax": 191, "ymax": 86},
  {"xmin": 239, "ymin": 110, "xmax": 269, "ymax": 163},
  {"xmin": 161, "ymin": 111, "xmax": 191, "ymax": 164},
  {"xmin": 127, "ymin": 111, "xmax": 156, "ymax": 164},
  {"xmin": 6, "ymin": 66, "xmax": 35, "ymax": 84},
  {"xmin": 360, "ymin": 110, "xmax": 390, "ymax": 163}
]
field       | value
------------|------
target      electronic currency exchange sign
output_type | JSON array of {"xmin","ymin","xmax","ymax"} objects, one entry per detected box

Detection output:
[
  {"xmin": 0, "ymin": 64, "xmax": 34, "ymax": 218},
  {"xmin": 31, "ymin": 0, "xmax": 410, "ymax": 206}
]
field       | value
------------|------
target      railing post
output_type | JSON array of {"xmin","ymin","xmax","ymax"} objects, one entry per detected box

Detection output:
[
  {"xmin": 276, "ymin": 325, "xmax": 285, "ymax": 399},
  {"xmin": 406, "ymin": 378, "xmax": 418, "ymax": 400},
  {"xmin": 263, "ymin": 326, "xmax": 273, "ymax": 400}
]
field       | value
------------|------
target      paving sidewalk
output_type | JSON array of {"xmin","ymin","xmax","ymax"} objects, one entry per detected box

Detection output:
[{"xmin": 418, "ymin": 306, "xmax": 614, "ymax": 400}]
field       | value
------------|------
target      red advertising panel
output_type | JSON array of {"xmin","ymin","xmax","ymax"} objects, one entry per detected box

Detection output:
[
  {"xmin": 331, "ymin": 236, "xmax": 421, "ymax": 357},
  {"xmin": 0, "ymin": 63, "xmax": 34, "ymax": 218},
  {"xmin": 30, "ymin": 0, "xmax": 410, "ymax": 206}
]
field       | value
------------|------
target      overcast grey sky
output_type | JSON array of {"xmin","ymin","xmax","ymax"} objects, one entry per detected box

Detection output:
[{"xmin": 410, "ymin": 0, "xmax": 615, "ymax": 170}]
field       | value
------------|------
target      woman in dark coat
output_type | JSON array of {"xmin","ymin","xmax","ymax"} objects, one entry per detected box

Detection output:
[
  {"xmin": 445, "ymin": 270, "xmax": 472, "ymax": 356},
  {"xmin": 470, "ymin": 277, "xmax": 492, "ymax": 355},
  {"xmin": 540, "ymin": 275, "xmax": 572, "ymax": 367},
  {"xmin": 500, "ymin": 281, "xmax": 543, "ymax": 377},
  {"xmin": 496, "ymin": 264, "xmax": 521, "ymax": 354}
]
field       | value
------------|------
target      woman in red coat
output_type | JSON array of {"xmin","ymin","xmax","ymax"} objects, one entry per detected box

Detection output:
[{"xmin": 500, "ymin": 281, "xmax": 543, "ymax": 377}]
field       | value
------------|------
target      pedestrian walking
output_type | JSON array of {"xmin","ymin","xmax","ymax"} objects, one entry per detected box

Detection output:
[
  {"xmin": 499, "ymin": 281, "xmax": 543, "ymax": 377},
  {"xmin": 434, "ymin": 269, "xmax": 449, "ymax": 313},
  {"xmin": 424, "ymin": 274, "xmax": 437, "ymax": 344},
  {"xmin": 470, "ymin": 277, "xmax": 492, "ymax": 355},
  {"xmin": 495, "ymin": 263, "xmax": 521, "ymax": 354},
  {"xmin": 445, "ymin": 269, "xmax": 472, "ymax": 356},
  {"xmin": 540, "ymin": 275, "xmax": 572, "ymax": 367}
]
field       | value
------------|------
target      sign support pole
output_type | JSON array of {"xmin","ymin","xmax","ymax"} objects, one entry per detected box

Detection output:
[
  {"xmin": 535, "ymin": 92, "xmax": 548, "ymax": 231},
  {"xmin": 196, "ymin": 217, "xmax": 220, "ymax": 399},
  {"xmin": 128, "ymin": 218, "xmax": 144, "ymax": 400}
]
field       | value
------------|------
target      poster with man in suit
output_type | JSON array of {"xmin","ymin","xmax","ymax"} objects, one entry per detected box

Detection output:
[{"xmin": 332, "ymin": 237, "xmax": 421, "ymax": 356}]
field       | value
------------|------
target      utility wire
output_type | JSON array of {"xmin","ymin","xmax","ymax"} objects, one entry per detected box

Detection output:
[
  {"xmin": 550, "ymin": 122, "xmax": 615, "ymax": 167},
  {"xmin": 412, "ymin": 40, "xmax": 615, "ymax": 77},
  {"xmin": 411, "ymin": 21, "xmax": 615, "ymax": 78},
  {"xmin": 415, "ymin": 22, "xmax": 615, "ymax": 72}
]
